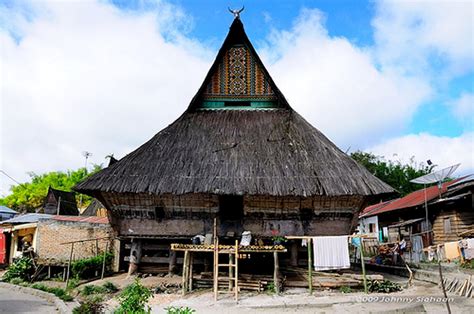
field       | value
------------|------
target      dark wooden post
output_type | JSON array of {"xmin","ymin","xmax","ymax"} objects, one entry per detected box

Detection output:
[
  {"xmin": 290, "ymin": 241, "xmax": 298, "ymax": 267},
  {"xmin": 188, "ymin": 252, "xmax": 193, "ymax": 292},
  {"xmin": 273, "ymin": 251, "xmax": 280, "ymax": 293},
  {"xmin": 169, "ymin": 249, "xmax": 177, "ymax": 275},
  {"xmin": 229, "ymin": 254, "xmax": 234, "ymax": 291},
  {"xmin": 204, "ymin": 255, "xmax": 211, "ymax": 273}
]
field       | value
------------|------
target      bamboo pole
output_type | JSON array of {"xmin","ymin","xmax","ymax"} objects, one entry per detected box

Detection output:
[
  {"xmin": 214, "ymin": 238, "xmax": 219, "ymax": 301},
  {"xmin": 101, "ymin": 241, "xmax": 109, "ymax": 279},
  {"xmin": 308, "ymin": 238, "xmax": 312, "ymax": 294},
  {"xmin": 360, "ymin": 238, "xmax": 368, "ymax": 294},
  {"xmin": 65, "ymin": 243, "xmax": 74, "ymax": 287},
  {"xmin": 438, "ymin": 250, "xmax": 451, "ymax": 314},
  {"xmin": 234, "ymin": 239, "xmax": 238, "ymax": 301}
]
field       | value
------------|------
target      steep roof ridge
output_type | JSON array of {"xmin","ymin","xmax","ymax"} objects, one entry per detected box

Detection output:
[{"xmin": 187, "ymin": 18, "xmax": 290, "ymax": 111}]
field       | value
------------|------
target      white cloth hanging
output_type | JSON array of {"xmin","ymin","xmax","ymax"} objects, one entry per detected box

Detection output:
[{"xmin": 312, "ymin": 236, "xmax": 350, "ymax": 271}]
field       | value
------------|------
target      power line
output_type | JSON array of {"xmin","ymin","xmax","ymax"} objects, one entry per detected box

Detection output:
[{"xmin": 0, "ymin": 170, "xmax": 21, "ymax": 185}]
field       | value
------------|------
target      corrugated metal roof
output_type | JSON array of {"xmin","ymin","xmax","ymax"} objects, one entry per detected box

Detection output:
[
  {"xmin": 0, "ymin": 213, "xmax": 53, "ymax": 224},
  {"xmin": 447, "ymin": 174, "xmax": 474, "ymax": 190},
  {"xmin": 0, "ymin": 205, "xmax": 17, "ymax": 214},
  {"xmin": 361, "ymin": 178, "xmax": 463, "ymax": 218},
  {"xmin": 359, "ymin": 200, "xmax": 393, "ymax": 218},
  {"xmin": 51, "ymin": 215, "xmax": 109, "ymax": 224}
]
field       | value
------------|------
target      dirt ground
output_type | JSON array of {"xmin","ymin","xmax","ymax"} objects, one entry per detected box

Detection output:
[{"xmin": 94, "ymin": 272, "xmax": 474, "ymax": 313}]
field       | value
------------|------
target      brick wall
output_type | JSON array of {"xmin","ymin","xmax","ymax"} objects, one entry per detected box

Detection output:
[{"xmin": 36, "ymin": 219, "xmax": 114, "ymax": 266}]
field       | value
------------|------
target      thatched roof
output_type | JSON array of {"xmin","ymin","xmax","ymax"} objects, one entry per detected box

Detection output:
[
  {"xmin": 75, "ymin": 18, "xmax": 394, "ymax": 198},
  {"xmin": 76, "ymin": 110, "xmax": 393, "ymax": 196}
]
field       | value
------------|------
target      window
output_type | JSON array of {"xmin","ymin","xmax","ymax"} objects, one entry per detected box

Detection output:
[
  {"xmin": 155, "ymin": 207, "xmax": 165, "ymax": 220},
  {"xmin": 444, "ymin": 217, "xmax": 452, "ymax": 233},
  {"xmin": 369, "ymin": 223, "xmax": 376, "ymax": 233},
  {"xmin": 219, "ymin": 195, "xmax": 244, "ymax": 220}
]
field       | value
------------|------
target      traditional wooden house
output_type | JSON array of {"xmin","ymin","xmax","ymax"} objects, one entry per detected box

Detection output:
[
  {"xmin": 40, "ymin": 187, "xmax": 79, "ymax": 216},
  {"xmin": 75, "ymin": 17, "xmax": 394, "ymax": 272}
]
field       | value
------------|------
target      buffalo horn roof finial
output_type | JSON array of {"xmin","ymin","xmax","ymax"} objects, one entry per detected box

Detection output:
[{"xmin": 228, "ymin": 6, "xmax": 244, "ymax": 19}]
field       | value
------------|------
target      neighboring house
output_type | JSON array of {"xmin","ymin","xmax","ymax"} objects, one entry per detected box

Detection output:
[
  {"xmin": 0, "ymin": 205, "xmax": 17, "ymax": 221},
  {"xmin": 430, "ymin": 175, "xmax": 474, "ymax": 244},
  {"xmin": 39, "ymin": 187, "xmax": 79, "ymax": 216},
  {"xmin": 0, "ymin": 214, "xmax": 118, "ymax": 271},
  {"xmin": 359, "ymin": 176, "xmax": 474, "ymax": 247},
  {"xmin": 0, "ymin": 213, "xmax": 53, "ymax": 264},
  {"xmin": 358, "ymin": 201, "xmax": 391, "ymax": 241},
  {"xmin": 81, "ymin": 199, "xmax": 107, "ymax": 217}
]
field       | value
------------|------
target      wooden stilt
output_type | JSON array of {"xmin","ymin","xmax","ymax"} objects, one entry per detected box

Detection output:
[
  {"xmin": 65, "ymin": 243, "xmax": 74, "ymax": 287},
  {"xmin": 274, "ymin": 251, "xmax": 280, "ymax": 294},
  {"xmin": 169, "ymin": 249, "xmax": 177, "ymax": 275},
  {"xmin": 188, "ymin": 252, "xmax": 193, "ymax": 292},
  {"xmin": 182, "ymin": 250, "xmax": 189, "ymax": 295},
  {"xmin": 47, "ymin": 266, "xmax": 51, "ymax": 279}
]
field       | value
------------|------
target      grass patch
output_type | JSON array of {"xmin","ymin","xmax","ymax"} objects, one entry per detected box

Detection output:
[
  {"xmin": 73, "ymin": 295, "xmax": 104, "ymax": 314},
  {"xmin": 81, "ymin": 284, "xmax": 107, "ymax": 296},
  {"xmin": 367, "ymin": 279, "xmax": 402, "ymax": 293},
  {"xmin": 31, "ymin": 283, "xmax": 74, "ymax": 301},
  {"xmin": 2, "ymin": 257, "xmax": 34, "ymax": 282},
  {"xmin": 71, "ymin": 252, "xmax": 113, "ymax": 279},
  {"xmin": 166, "ymin": 306, "xmax": 196, "ymax": 314}
]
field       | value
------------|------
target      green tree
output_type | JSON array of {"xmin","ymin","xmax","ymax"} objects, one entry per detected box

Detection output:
[
  {"xmin": 351, "ymin": 151, "xmax": 433, "ymax": 196},
  {"xmin": 0, "ymin": 165, "xmax": 102, "ymax": 212}
]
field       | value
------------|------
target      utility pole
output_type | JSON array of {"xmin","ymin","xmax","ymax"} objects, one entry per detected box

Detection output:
[{"xmin": 79, "ymin": 151, "xmax": 92, "ymax": 209}]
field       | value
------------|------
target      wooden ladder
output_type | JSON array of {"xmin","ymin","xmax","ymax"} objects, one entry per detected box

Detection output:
[{"xmin": 213, "ymin": 238, "xmax": 239, "ymax": 301}]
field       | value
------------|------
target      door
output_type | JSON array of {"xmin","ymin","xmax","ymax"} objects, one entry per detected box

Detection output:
[{"xmin": 0, "ymin": 233, "xmax": 6, "ymax": 264}]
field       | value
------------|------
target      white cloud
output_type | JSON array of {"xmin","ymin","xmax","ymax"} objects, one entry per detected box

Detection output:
[
  {"xmin": 1, "ymin": 1, "xmax": 211, "ymax": 196},
  {"xmin": 369, "ymin": 132, "xmax": 474, "ymax": 175},
  {"xmin": 449, "ymin": 93, "xmax": 474, "ymax": 125},
  {"xmin": 0, "ymin": 2, "xmax": 472, "ymax": 197},
  {"xmin": 373, "ymin": 0, "xmax": 473, "ymax": 78},
  {"xmin": 262, "ymin": 9, "xmax": 431, "ymax": 148}
]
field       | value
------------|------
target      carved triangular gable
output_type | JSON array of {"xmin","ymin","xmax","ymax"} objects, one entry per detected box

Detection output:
[
  {"xmin": 188, "ymin": 18, "xmax": 289, "ymax": 110},
  {"xmin": 202, "ymin": 44, "xmax": 276, "ymax": 100}
]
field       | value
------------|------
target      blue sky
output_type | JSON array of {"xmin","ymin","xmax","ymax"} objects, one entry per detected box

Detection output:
[{"xmin": 0, "ymin": 0, "xmax": 473, "ymax": 196}]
